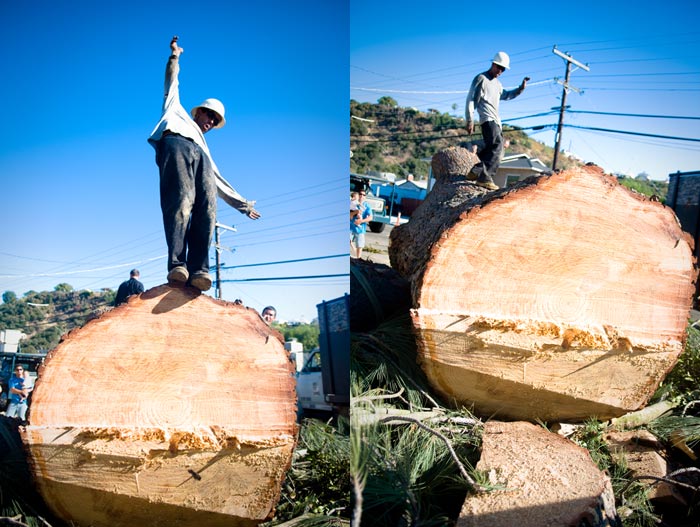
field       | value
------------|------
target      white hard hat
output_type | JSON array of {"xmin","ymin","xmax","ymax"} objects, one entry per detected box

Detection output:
[
  {"xmin": 191, "ymin": 98, "xmax": 226, "ymax": 129},
  {"xmin": 492, "ymin": 51, "xmax": 510, "ymax": 70}
]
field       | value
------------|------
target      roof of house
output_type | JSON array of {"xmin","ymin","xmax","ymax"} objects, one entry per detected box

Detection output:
[
  {"xmin": 499, "ymin": 153, "xmax": 549, "ymax": 173},
  {"xmin": 395, "ymin": 179, "xmax": 429, "ymax": 190}
]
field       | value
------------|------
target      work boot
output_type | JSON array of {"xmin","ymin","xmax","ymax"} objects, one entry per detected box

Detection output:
[
  {"xmin": 167, "ymin": 266, "xmax": 189, "ymax": 284},
  {"xmin": 475, "ymin": 178, "xmax": 499, "ymax": 191},
  {"xmin": 466, "ymin": 163, "xmax": 482, "ymax": 181},
  {"xmin": 190, "ymin": 272, "xmax": 212, "ymax": 292}
]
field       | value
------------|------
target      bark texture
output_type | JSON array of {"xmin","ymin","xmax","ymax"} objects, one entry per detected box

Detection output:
[
  {"xmin": 390, "ymin": 146, "xmax": 697, "ymax": 421},
  {"xmin": 458, "ymin": 421, "xmax": 619, "ymax": 527},
  {"xmin": 22, "ymin": 284, "xmax": 297, "ymax": 527}
]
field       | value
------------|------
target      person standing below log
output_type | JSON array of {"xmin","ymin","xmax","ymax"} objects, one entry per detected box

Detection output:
[
  {"xmin": 465, "ymin": 51, "xmax": 529, "ymax": 191},
  {"xmin": 261, "ymin": 306, "xmax": 277, "ymax": 324},
  {"xmin": 114, "ymin": 269, "xmax": 145, "ymax": 306},
  {"xmin": 148, "ymin": 36, "xmax": 261, "ymax": 292},
  {"xmin": 352, "ymin": 190, "xmax": 373, "ymax": 259},
  {"xmin": 6, "ymin": 365, "xmax": 29, "ymax": 422}
]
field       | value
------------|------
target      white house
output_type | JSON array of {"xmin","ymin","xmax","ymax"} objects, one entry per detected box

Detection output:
[{"xmin": 494, "ymin": 153, "xmax": 550, "ymax": 188}]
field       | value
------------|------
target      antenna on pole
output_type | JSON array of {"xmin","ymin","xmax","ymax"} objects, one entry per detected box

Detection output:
[{"xmin": 551, "ymin": 46, "xmax": 589, "ymax": 171}]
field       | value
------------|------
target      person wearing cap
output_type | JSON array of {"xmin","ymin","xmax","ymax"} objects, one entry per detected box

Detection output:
[
  {"xmin": 114, "ymin": 269, "xmax": 145, "ymax": 306},
  {"xmin": 465, "ymin": 51, "xmax": 529, "ymax": 191},
  {"xmin": 148, "ymin": 36, "xmax": 261, "ymax": 292}
]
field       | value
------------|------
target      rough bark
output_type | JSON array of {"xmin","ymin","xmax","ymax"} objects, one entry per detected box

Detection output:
[
  {"xmin": 22, "ymin": 284, "xmax": 298, "ymax": 527},
  {"xmin": 458, "ymin": 421, "xmax": 619, "ymax": 527},
  {"xmin": 390, "ymin": 146, "xmax": 697, "ymax": 422}
]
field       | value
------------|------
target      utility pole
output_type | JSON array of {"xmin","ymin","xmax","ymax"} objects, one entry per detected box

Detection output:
[
  {"xmin": 214, "ymin": 222, "xmax": 237, "ymax": 299},
  {"xmin": 551, "ymin": 46, "xmax": 589, "ymax": 171}
]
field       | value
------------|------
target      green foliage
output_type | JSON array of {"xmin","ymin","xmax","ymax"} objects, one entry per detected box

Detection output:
[
  {"xmin": 277, "ymin": 322, "xmax": 320, "ymax": 351},
  {"xmin": 619, "ymin": 177, "xmax": 668, "ymax": 202},
  {"xmin": 2, "ymin": 291, "xmax": 17, "ymax": 304},
  {"xmin": 351, "ymin": 316, "xmax": 482, "ymax": 526},
  {"xmin": 655, "ymin": 324, "xmax": 700, "ymax": 402},
  {"xmin": 377, "ymin": 96, "xmax": 398, "ymax": 107},
  {"xmin": 570, "ymin": 419, "xmax": 657, "ymax": 527},
  {"xmin": 0, "ymin": 285, "xmax": 114, "ymax": 353},
  {"xmin": 266, "ymin": 418, "xmax": 350, "ymax": 524}
]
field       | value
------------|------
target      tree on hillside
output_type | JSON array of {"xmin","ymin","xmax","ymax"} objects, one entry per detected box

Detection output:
[
  {"xmin": 377, "ymin": 96, "xmax": 398, "ymax": 107},
  {"xmin": 2, "ymin": 291, "xmax": 17, "ymax": 304},
  {"xmin": 54, "ymin": 283, "xmax": 73, "ymax": 293}
]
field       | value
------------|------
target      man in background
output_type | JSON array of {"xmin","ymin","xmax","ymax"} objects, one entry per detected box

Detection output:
[
  {"xmin": 114, "ymin": 269, "xmax": 145, "ymax": 306},
  {"xmin": 262, "ymin": 306, "xmax": 277, "ymax": 325}
]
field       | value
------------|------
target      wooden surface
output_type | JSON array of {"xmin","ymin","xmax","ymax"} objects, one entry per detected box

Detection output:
[
  {"xmin": 23, "ymin": 284, "xmax": 297, "ymax": 527},
  {"xmin": 390, "ymin": 147, "xmax": 697, "ymax": 421},
  {"xmin": 458, "ymin": 421, "xmax": 618, "ymax": 527}
]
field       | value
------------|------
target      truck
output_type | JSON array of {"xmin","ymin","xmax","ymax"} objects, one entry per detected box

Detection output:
[{"xmin": 295, "ymin": 295, "xmax": 350, "ymax": 418}]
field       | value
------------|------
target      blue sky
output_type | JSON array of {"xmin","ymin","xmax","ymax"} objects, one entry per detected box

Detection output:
[
  {"xmin": 351, "ymin": 0, "xmax": 700, "ymax": 181},
  {"xmin": 0, "ymin": 1, "xmax": 349, "ymax": 323}
]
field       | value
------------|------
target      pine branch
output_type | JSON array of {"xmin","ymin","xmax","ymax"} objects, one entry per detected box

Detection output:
[{"xmin": 377, "ymin": 415, "xmax": 485, "ymax": 492}]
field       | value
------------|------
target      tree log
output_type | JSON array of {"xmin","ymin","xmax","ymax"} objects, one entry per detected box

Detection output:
[
  {"xmin": 458, "ymin": 421, "xmax": 619, "ymax": 527},
  {"xmin": 390, "ymin": 146, "xmax": 697, "ymax": 422},
  {"xmin": 22, "ymin": 284, "xmax": 297, "ymax": 527}
]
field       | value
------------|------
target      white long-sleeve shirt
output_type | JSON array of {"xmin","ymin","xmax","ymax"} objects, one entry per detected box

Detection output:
[
  {"xmin": 148, "ymin": 55, "xmax": 254, "ymax": 215},
  {"xmin": 466, "ymin": 71, "xmax": 523, "ymax": 128}
]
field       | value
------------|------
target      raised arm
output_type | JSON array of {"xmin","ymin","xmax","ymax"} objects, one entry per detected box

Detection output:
[{"xmin": 163, "ymin": 36, "xmax": 183, "ymax": 108}]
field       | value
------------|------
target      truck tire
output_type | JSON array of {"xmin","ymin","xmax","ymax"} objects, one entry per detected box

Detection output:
[{"xmin": 369, "ymin": 222, "xmax": 386, "ymax": 233}]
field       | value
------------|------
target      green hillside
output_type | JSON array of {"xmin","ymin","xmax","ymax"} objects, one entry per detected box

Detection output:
[
  {"xmin": 0, "ymin": 285, "xmax": 115, "ymax": 354},
  {"xmin": 350, "ymin": 98, "xmax": 584, "ymax": 178},
  {"xmin": 350, "ymin": 98, "xmax": 668, "ymax": 201}
]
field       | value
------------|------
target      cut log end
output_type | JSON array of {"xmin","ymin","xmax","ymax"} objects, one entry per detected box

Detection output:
[
  {"xmin": 23, "ymin": 284, "xmax": 297, "ymax": 527},
  {"xmin": 390, "ymin": 148, "xmax": 697, "ymax": 422}
]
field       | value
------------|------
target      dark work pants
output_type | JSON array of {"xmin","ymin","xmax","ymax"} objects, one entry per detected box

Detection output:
[
  {"xmin": 155, "ymin": 134, "xmax": 216, "ymax": 275},
  {"xmin": 472, "ymin": 120, "xmax": 504, "ymax": 182}
]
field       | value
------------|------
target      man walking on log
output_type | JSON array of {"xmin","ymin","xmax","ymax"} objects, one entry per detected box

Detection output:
[
  {"xmin": 465, "ymin": 51, "xmax": 529, "ymax": 191},
  {"xmin": 148, "ymin": 36, "xmax": 261, "ymax": 292}
]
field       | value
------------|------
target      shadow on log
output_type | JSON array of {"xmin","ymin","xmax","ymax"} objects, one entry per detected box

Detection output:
[
  {"xmin": 390, "ymin": 146, "xmax": 698, "ymax": 422},
  {"xmin": 22, "ymin": 284, "xmax": 298, "ymax": 527}
]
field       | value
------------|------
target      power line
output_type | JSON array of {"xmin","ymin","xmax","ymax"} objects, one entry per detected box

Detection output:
[
  {"xmin": 221, "ymin": 253, "xmax": 349, "ymax": 270},
  {"xmin": 563, "ymin": 124, "xmax": 700, "ymax": 143},
  {"xmin": 567, "ymin": 110, "xmax": 700, "ymax": 120},
  {"xmin": 220, "ymin": 274, "xmax": 347, "ymax": 283}
]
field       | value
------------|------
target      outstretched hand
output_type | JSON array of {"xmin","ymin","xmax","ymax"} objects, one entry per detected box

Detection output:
[
  {"xmin": 520, "ymin": 76, "xmax": 530, "ymax": 90},
  {"xmin": 246, "ymin": 201, "xmax": 261, "ymax": 220},
  {"xmin": 170, "ymin": 36, "xmax": 183, "ymax": 57}
]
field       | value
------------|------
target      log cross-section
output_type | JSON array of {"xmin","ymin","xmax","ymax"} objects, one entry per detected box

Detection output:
[
  {"xmin": 23, "ymin": 284, "xmax": 298, "ymax": 527},
  {"xmin": 390, "ymin": 147, "xmax": 697, "ymax": 422}
]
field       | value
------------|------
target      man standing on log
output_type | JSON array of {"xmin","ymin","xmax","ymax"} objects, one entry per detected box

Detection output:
[
  {"xmin": 465, "ymin": 51, "xmax": 528, "ymax": 191},
  {"xmin": 148, "ymin": 36, "xmax": 261, "ymax": 292}
]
